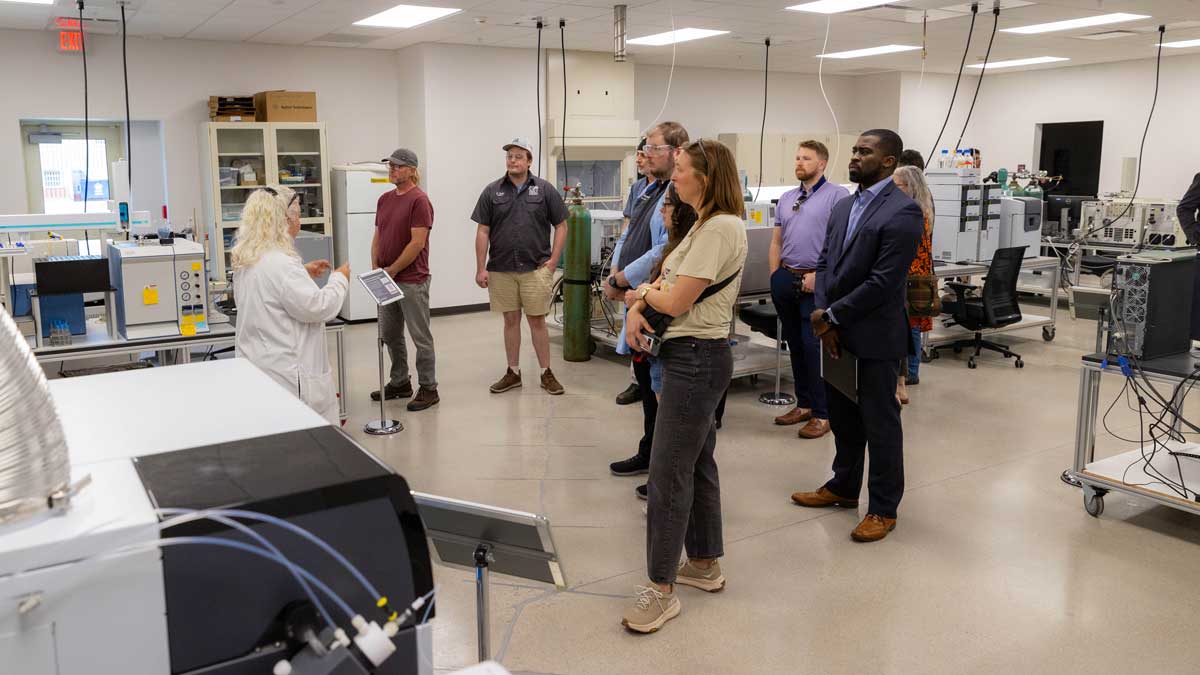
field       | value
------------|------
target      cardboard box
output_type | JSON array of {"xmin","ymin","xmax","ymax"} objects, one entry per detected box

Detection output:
[{"xmin": 254, "ymin": 90, "xmax": 317, "ymax": 122}]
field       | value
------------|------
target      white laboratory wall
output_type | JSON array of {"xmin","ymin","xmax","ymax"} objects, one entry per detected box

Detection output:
[
  {"xmin": 899, "ymin": 52, "xmax": 1200, "ymax": 199},
  {"xmin": 396, "ymin": 42, "xmax": 544, "ymax": 310},
  {"xmin": 634, "ymin": 64, "xmax": 892, "ymax": 143},
  {"xmin": 0, "ymin": 28, "xmax": 400, "ymax": 234},
  {"xmin": 128, "ymin": 120, "xmax": 168, "ymax": 221}
]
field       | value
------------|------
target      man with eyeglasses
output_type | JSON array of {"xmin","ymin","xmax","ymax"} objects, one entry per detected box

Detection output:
[
  {"xmin": 606, "ymin": 121, "xmax": 689, "ymax": 480},
  {"xmin": 472, "ymin": 139, "xmax": 569, "ymax": 396},
  {"xmin": 768, "ymin": 139, "xmax": 850, "ymax": 439}
]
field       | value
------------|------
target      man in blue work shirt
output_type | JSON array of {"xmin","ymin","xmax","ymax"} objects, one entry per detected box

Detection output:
[
  {"xmin": 769, "ymin": 140, "xmax": 850, "ymax": 439},
  {"xmin": 605, "ymin": 121, "xmax": 690, "ymax": 480}
]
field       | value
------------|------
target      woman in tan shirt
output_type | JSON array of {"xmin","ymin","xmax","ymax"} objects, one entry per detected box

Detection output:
[{"xmin": 619, "ymin": 139, "xmax": 748, "ymax": 634}]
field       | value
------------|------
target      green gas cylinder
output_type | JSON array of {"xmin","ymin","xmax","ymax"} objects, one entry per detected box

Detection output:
[{"xmin": 563, "ymin": 184, "xmax": 592, "ymax": 362}]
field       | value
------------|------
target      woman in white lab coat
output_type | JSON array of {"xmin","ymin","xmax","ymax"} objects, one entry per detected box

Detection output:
[{"xmin": 231, "ymin": 186, "xmax": 349, "ymax": 423}]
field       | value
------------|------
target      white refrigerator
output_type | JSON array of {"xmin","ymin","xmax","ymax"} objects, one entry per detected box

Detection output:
[{"xmin": 331, "ymin": 164, "xmax": 393, "ymax": 320}]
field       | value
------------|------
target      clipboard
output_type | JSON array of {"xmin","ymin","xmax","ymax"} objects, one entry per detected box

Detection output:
[{"xmin": 821, "ymin": 345, "xmax": 859, "ymax": 404}]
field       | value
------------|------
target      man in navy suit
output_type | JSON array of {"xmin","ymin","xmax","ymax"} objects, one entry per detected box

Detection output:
[{"xmin": 790, "ymin": 129, "xmax": 923, "ymax": 543}]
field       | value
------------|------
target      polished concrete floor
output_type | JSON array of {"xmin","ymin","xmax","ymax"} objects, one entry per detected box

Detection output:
[{"xmin": 334, "ymin": 306, "xmax": 1200, "ymax": 675}]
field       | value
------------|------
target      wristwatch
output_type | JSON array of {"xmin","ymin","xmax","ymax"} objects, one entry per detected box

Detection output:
[
  {"xmin": 638, "ymin": 285, "xmax": 652, "ymax": 301},
  {"xmin": 609, "ymin": 276, "xmax": 624, "ymax": 290},
  {"xmin": 819, "ymin": 309, "xmax": 835, "ymax": 325}
]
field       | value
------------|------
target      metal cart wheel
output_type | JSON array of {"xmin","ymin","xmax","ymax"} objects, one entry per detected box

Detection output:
[
  {"xmin": 1042, "ymin": 326, "xmax": 1056, "ymax": 342},
  {"xmin": 920, "ymin": 349, "xmax": 933, "ymax": 364},
  {"xmin": 1015, "ymin": 359, "xmax": 1024, "ymax": 369},
  {"xmin": 967, "ymin": 357, "xmax": 977, "ymax": 369},
  {"xmin": 1083, "ymin": 485, "xmax": 1106, "ymax": 518}
]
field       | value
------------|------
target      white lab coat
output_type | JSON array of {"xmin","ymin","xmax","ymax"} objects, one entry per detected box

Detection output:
[{"xmin": 234, "ymin": 249, "xmax": 348, "ymax": 424}]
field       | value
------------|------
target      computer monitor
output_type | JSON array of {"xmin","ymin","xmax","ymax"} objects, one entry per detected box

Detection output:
[{"xmin": 1045, "ymin": 194, "xmax": 1094, "ymax": 236}]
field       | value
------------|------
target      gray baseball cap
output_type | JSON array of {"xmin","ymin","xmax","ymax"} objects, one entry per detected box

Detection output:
[
  {"xmin": 502, "ymin": 138, "xmax": 534, "ymax": 156},
  {"xmin": 382, "ymin": 148, "xmax": 419, "ymax": 168}
]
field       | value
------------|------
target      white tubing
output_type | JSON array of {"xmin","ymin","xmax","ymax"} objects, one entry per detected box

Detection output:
[{"xmin": 818, "ymin": 15, "xmax": 842, "ymax": 177}]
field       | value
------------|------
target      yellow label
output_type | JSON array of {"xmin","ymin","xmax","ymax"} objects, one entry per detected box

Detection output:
[
  {"xmin": 143, "ymin": 286, "xmax": 159, "ymax": 305},
  {"xmin": 191, "ymin": 262, "xmax": 202, "ymax": 271},
  {"xmin": 182, "ymin": 315, "xmax": 195, "ymax": 325},
  {"xmin": 180, "ymin": 324, "xmax": 197, "ymax": 336},
  {"xmin": 196, "ymin": 315, "xmax": 206, "ymax": 324},
  {"xmin": 370, "ymin": 178, "xmax": 390, "ymax": 183}
]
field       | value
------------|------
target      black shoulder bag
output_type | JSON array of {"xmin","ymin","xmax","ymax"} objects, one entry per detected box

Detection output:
[{"xmin": 638, "ymin": 270, "xmax": 741, "ymax": 354}]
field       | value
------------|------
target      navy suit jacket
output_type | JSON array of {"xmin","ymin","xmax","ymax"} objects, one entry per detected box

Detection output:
[{"xmin": 815, "ymin": 178, "xmax": 924, "ymax": 361}]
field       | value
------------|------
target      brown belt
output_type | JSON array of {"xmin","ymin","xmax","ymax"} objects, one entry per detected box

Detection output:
[{"xmin": 785, "ymin": 266, "xmax": 814, "ymax": 276}]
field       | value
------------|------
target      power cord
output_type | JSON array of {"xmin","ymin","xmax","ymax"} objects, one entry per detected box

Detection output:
[
  {"xmin": 535, "ymin": 20, "xmax": 543, "ymax": 174},
  {"xmin": 1076, "ymin": 25, "xmax": 1165, "ymax": 243},
  {"xmin": 954, "ymin": 3, "xmax": 999, "ymax": 153},
  {"xmin": 647, "ymin": 0, "xmax": 677, "ymax": 128},
  {"xmin": 559, "ymin": 18, "xmax": 568, "ymax": 189},
  {"xmin": 817, "ymin": 16, "xmax": 841, "ymax": 179},
  {"xmin": 927, "ymin": 2, "xmax": 977, "ymax": 162},
  {"xmin": 121, "ymin": 2, "xmax": 132, "ymax": 192},
  {"xmin": 78, "ymin": 0, "xmax": 90, "ymax": 213},
  {"xmin": 754, "ymin": 38, "xmax": 770, "ymax": 201}
]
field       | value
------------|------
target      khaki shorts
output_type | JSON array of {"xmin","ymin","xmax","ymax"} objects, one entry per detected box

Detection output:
[{"xmin": 488, "ymin": 267, "xmax": 554, "ymax": 316}]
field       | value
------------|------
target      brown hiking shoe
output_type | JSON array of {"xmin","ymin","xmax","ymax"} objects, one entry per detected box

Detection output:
[
  {"xmin": 406, "ymin": 387, "xmax": 439, "ymax": 411},
  {"xmin": 774, "ymin": 406, "xmax": 812, "ymax": 426},
  {"xmin": 540, "ymin": 368, "xmax": 564, "ymax": 395},
  {"xmin": 489, "ymin": 368, "xmax": 522, "ymax": 394},
  {"xmin": 851, "ymin": 514, "xmax": 897, "ymax": 543}
]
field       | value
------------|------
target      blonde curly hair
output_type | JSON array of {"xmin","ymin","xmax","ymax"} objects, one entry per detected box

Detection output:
[{"xmin": 229, "ymin": 187, "xmax": 298, "ymax": 269}]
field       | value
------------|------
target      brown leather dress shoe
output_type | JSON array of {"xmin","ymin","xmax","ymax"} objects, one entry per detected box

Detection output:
[
  {"xmin": 797, "ymin": 418, "xmax": 830, "ymax": 439},
  {"xmin": 851, "ymin": 514, "xmax": 897, "ymax": 542},
  {"xmin": 406, "ymin": 387, "xmax": 439, "ymax": 412},
  {"xmin": 774, "ymin": 406, "xmax": 812, "ymax": 426},
  {"xmin": 790, "ymin": 486, "xmax": 858, "ymax": 508}
]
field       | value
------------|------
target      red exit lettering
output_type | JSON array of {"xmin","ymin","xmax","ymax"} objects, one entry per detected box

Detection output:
[{"xmin": 58, "ymin": 31, "xmax": 82, "ymax": 53}]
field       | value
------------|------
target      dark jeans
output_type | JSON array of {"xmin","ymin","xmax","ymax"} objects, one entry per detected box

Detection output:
[
  {"xmin": 770, "ymin": 267, "xmax": 828, "ymax": 419},
  {"xmin": 824, "ymin": 358, "xmax": 905, "ymax": 519},
  {"xmin": 646, "ymin": 337, "xmax": 731, "ymax": 585},
  {"xmin": 633, "ymin": 356, "xmax": 659, "ymax": 461},
  {"xmin": 907, "ymin": 327, "xmax": 922, "ymax": 379}
]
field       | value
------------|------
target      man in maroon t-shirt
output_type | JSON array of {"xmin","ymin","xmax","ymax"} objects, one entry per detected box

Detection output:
[{"xmin": 371, "ymin": 148, "xmax": 438, "ymax": 411}]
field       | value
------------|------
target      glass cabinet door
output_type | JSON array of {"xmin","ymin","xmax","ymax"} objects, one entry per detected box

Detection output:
[
  {"xmin": 273, "ymin": 127, "xmax": 325, "ymax": 233},
  {"xmin": 214, "ymin": 126, "xmax": 267, "ymax": 226}
]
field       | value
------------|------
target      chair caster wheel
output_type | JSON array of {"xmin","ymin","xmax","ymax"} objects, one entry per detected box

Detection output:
[
  {"xmin": 967, "ymin": 358, "xmax": 977, "ymax": 369},
  {"xmin": 1043, "ymin": 326, "xmax": 1056, "ymax": 342},
  {"xmin": 1015, "ymin": 359, "xmax": 1024, "ymax": 369}
]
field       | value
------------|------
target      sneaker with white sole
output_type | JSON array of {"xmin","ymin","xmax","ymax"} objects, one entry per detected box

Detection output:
[
  {"xmin": 621, "ymin": 585, "xmax": 680, "ymax": 634},
  {"xmin": 675, "ymin": 559, "xmax": 725, "ymax": 592}
]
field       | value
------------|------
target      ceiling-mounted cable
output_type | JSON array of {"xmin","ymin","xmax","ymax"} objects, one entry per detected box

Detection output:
[
  {"xmin": 648, "ymin": 0, "xmax": 677, "ymax": 128},
  {"xmin": 955, "ymin": 4, "xmax": 999, "ymax": 152},
  {"xmin": 78, "ymin": 0, "xmax": 90, "ymax": 214},
  {"xmin": 121, "ymin": 2, "xmax": 132, "ymax": 192},
  {"xmin": 754, "ymin": 37, "xmax": 770, "ymax": 201},
  {"xmin": 1079, "ymin": 25, "xmax": 1166, "ymax": 244},
  {"xmin": 536, "ymin": 19, "xmax": 543, "ymax": 175},
  {"xmin": 917, "ymin": 11, "xmax": 927, "ymax": 98},
  {"xmin": 559, "ymin": 18, "xmax": 569, "ymax": 188},
  {"xmin": 927, "ymin": 2, "xmax": 978, "ymax": 163},
  {"xmin": 817, "ymin": 15, "xmax": 841, "ymax": 180}
]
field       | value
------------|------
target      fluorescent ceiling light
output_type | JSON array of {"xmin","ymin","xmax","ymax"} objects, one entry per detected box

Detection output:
[
  {"xmin": 1001, "ymin": 13, "xmax": 1150, "ymax": 35},
  {"xmin": 968, "ymin": 56, "xmax": 1069, "ymax": 69},
  {"xmin": 1, "ymin": 0, "xmax": 56, "ymax": 4},
  {"xmin": 786, "ymin": 0, "xmax": 891, "ymax": 14},
  {"xmin": 627, "ymin": 28, "xmax": 728, "ymax": 46},
  {"xmin": 817, "ymin": 44, "xmax": 921, "ymax": 59},
  {"xmin": 1161, "ymin": 38, "xmax": 1200, "ymax": 48},
  {"xmin": 354, "ymin": 4, "xmax": 461, "ymax": 29}
]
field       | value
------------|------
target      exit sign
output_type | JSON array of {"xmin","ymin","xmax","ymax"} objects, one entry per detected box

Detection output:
[{"xmin": 58, "ymin": 30, "xmax": 82, "ymax": 53}]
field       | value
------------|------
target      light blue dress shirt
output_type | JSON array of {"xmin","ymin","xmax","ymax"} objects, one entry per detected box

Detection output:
[{"xmin": 612, "ymin": 185, "xmax": 669, "ymax": 355}]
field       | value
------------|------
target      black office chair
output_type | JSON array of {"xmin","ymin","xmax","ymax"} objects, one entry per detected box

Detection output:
[
  {"xmin": 738, "ymin": 303, "xmax": 795, "ymax": 405},
  {"xmin": 931, "ymin": 245, "xmax": 1027, "ymax": 370}
]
